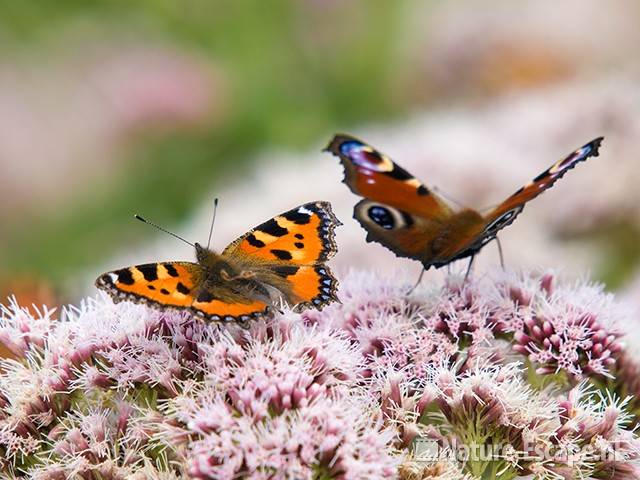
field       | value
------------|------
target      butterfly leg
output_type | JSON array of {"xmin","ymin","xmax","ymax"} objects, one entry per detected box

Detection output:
[
  {"xmin": 495, "ymin": 236, "xmax": 505, "ymax": 268},
  {"xmin": 463, "ymin": 255, "xmax": 476, "ymax": 283},
  {"xmin": 269, "ymin": 300, "xmax": 285, "ymax": 315},
  {"xmin": 406, "ymin": 267, "xmax": 426, "ymax": 295}
]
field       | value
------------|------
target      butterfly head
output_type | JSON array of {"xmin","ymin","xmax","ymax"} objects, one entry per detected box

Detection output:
[{"xmin": 195, "ymin": 242, "xmax": 220, "ymax": 266}]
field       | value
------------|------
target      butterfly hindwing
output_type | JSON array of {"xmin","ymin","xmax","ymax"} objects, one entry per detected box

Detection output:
[
  {"xmin": 95, "ymin": 262, "xmax": 269, "ymax": 322},
  {"xmin": 222, "ymin": 201, "xmax": 340, "ymax": 309},
  {"xmin": 325, "ymin": 134, "xmax": 453, "ymax": 220},
  {"xmin": 270, "ymin": 264, "xmax": 339, "ymax": 312},
  {"xmin": 352, "ymin": 199, "xmax": 442, "ymax": 260},
  {"xmin": 189, "ymin": 297, "xmax": 269, "ymax": 323}
]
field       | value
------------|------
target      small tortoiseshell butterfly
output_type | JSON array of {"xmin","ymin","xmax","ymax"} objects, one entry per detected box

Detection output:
[
  {"xmin": 325, "ymin": 134, "xmax": 603, "ymax": 272},
  {"xmin": 96, "ymin": 201, "xmax": 341, "ymax": 323}
]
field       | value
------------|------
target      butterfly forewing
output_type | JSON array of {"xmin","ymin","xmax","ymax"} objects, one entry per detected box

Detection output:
[
  {"xmin": 222, "ymin": 201, "xmax": 339, "ymax": 264},
  {"xmin": 482, "ymin": 137, "xmax": 603, "ymax": 228},
  {"xmin": 221, "ymin": 201, "xmax": 340, "ymax": 310},
  {"xmin": 326, "ymin": 134, "xmax": 453, "ymax": 220}
]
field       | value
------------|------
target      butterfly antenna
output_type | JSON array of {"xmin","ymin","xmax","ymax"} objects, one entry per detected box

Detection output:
[
  {"xmin": 134, "ymin": 215, "xmax": 195, "ymax": 247},
  {"xmin": 207, "ymin": 198, "xmax": 219, "ymax": 249}
]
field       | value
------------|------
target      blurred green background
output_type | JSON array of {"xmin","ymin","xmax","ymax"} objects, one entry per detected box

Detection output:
[
  {"xmin": 0, "ymin": 0, "xmax": 406, "ymax": 292},
  {"xmin": 0, "ymin": 1, "xmax": 407, "ymax": 292},
  {"xmin": 1, "ymin": 0, "xmax": 639, "ymax": 307}
]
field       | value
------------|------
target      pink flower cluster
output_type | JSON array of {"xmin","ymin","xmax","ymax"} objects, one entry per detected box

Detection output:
[
  {"xmin": 0, "ymin": 267, "xmax": 639, "ymax": 479},
  {"xmin": 380, "ymin": 363, "xmax": 640, "ymax": 479},
  {"xmin": 308, "ymin": 270, "xmax": 627, "ymax": 382},
  {"xmin": 161, "ymin": 324, "xmax": 396, "ymax": 478}
]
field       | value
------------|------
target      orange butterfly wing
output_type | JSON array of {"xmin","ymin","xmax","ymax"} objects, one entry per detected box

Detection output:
[
  {"xmin": 95, "ymin": 262, "xmax": 269, "ymax": 322},
  {"xmin": 222, "ymin": 201, "xmax": 340, "ymax": 310},
  {"xmin": 431, "ymin": 137, "xmax": 605, "ymax": 266},
  {"xmin": 325, "ymin": 134, "xmax": 453, "ymax": 220},
  {"xmin": 327, "ymin": 134, "xmax": 603, "ymax": 270},
  {"xmin": 482, "ymin": 137, "xmax": 604, "ymax": 229},
  {"xmin": 326, "ymin": 134, "xmax": 458, "ymax": 266}
]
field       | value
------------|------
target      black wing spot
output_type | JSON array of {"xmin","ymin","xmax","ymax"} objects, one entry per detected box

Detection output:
[
  {"xmin": 295, "ymin": 242, "xmax": 304, "ymax": 249},
  {"xmin": 271, "ymin": 249, "xmax": 293, "ymax": 260},
  {"xmin": 533, "ymin": 170, "xmax": 550, "ymax": 182},
  {"xmin": 176, "ymin": 282, "xmax": 190, "ymax": 295},
  {"xmin": 259, "ymin": 219, "xmax": 288, "ymax": 237},
  {"xmin": 294, "ymin": 233, "xmax": 304, "ymax": 240},
  {"xmin": 274, "ymin": 265, "xmax": 300, "ymax": 277},
  {"xmin": 160, "ymin": 288, "xmax": 170, "ymax": 295},
  {"xmin": 164, "ymin": 264, "xmax": 179, "ymax": 277},
  {"xmin": 116, "ymin": 269, "xmax": 135, "ymax": 285},
  {"xmin": 368, "ymin": 206, "xmax": 395, "ymax": 230},
  {"xmin": 385, "ymin": 165, "xmax": 414, "ymax": 181},
  {"xmin": 417, "ymin": 184, "xmax": 430, "ymax": 196},
  {"xmin": 282, "ymin": 210, "xmax": 311, "ymax": 225},
  {"xmin": 197, "ymin": 290, "xmax": 215, "ymax": 303},
  {"xmin": 148, "ymin": 285, "xmax": 156, "ymax": 291},
  {"xmin": 137, "ymin": 264, "xmax": 158, "ymax": 282},
  {"xmin": 246, "ymin": 233, "xmax": 266, "ymax": 248}
]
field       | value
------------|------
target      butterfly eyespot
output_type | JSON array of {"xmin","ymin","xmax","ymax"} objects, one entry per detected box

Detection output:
[
  {"xmin": 368, "ymin": 206, "xmax": 395, "ymax": 230},
  {"xmin": 340, "ymin": 141, "xmax": 394, "ymax": 172}
]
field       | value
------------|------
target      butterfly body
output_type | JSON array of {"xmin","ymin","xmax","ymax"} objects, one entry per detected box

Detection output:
[
  {"xmin": 327, "ymin": 134, "xmax": 602, "ymax": 270},
  {"xmin": 96, "ymin": 202, "xmax": 340, "ymax": 323}
]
